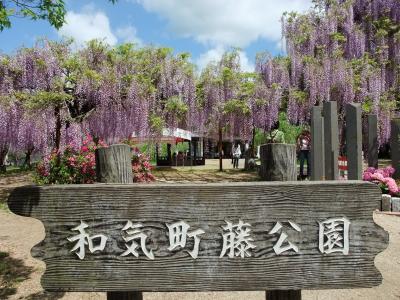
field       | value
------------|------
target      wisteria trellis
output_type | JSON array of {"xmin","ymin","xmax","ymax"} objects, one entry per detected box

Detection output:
[{"xmin": 0, "ymin": 0, "xmax": 398, "ymax": 168}]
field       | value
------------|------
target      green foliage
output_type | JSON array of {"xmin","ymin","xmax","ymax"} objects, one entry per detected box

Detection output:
[
  {"xmin": 330, "ymin": 32, "xmax": 347, "ymax": 43},
  {"xmin": 223, "ymin": 99, "xmax": 251, "ymax": 116},
  {"xmin": 362, "ymin": 97, "xmax": 373, "ymax": 114},
  {"xmin": 83, "ymin": 69, "xmax": 102, "ymax": 84},
  {"xmin": 165, "ymin": 96, "xmax": 188, "ymax": 119},
  {"xmin": 277, "ymin": 112, "xmax": 305, "ymax": 144},
  {"xmin": 195, "ymin": 81, "xmax": 206, "ymax": 108},
  {"xmin": 254, "ymin": 112, "xmax": 305, "ymax": 146},
  {"xmin": 17, "ymin": 91, "xmax": 73, "ymax": 110},
  {"xmin": 149, "ymin": 114, "xmax": 165, "ymax": 134},
  {"xmin": 0, "ymin": 0, "xmax": 117, "ymax": 31},
  {"xmin": 254, "ymin": 98, "xmax": 267, "ymax": 107},
  {"xmin": 290, "ymin": 89, "xmax": 308, "ymax": 104},
  {"xmin": 285, "ymin": 13, "xmax": 314, "ymax": 45},
  {"xmin": 379, "ymin": 92, "xmax": 397, "ymax": 112},
  {"xmin": 0, "ymin": 0, "xmax": 66, "ymax": 31},
  {"xmin": 240, "ymin": 72, "xmax": 257, "ymax": 98},
  {"xmin": 373, "ymin": 16, "xmax": 400, "ymax": 38}
]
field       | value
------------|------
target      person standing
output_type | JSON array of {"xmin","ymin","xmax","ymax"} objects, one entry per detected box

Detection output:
[
  {"xmin": 231, "ymin": 143, "xmax": 235, "ymax": 165},
  {"xmin": 297, "ymin": 129, "xmax": 311, "ymax": 179},
  {"xmin": 233, "ymin": 143, "xmax": 241, "ymax": 169}
]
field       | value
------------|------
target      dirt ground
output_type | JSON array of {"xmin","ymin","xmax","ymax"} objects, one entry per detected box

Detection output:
[{"xmin": 1, "ymin": 160, "xmax": 399, "ymax": 299}]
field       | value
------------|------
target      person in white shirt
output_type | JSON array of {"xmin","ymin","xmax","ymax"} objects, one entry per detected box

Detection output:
[{"xmin": 233, "ymin": 144, "xmax": 241, "ymax": 169}]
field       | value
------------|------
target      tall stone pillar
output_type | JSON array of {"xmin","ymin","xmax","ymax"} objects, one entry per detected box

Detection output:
[
  {"xmin": 323, "ymin": 101, "xmax": 339, "ymax": 180},
  {"xmin": 311, "ymin": 106, "xmax": 324, "ymax": 180},
  {"xmin": 367, "ymin": 114, "xmax": 378, "ymax": 168},
  {"xmin": 346, "ymin": 103, "xmax": 362, "ymax": 180}
]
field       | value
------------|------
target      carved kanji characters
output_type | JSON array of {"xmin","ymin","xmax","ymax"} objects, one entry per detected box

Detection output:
[
  {"xmin": 268, "ymin": 220, "xmax": 301, "ymax": 255},
  {"xmin": 67, "ymin": 220, "xmax": 108, "ymax": 260},
  {"xmin": 121, "ymin": 221, "xmax": 154, "ymax": 259},
  {"xmin": 319, "ymin": 217, "xmax": 350, "ymax": 255},
  {"xmin": 167, "ymin": 220, "xmax": 205, "ymax": 259},
  {"xmin": 220, "ymin": 219, "xmax": 256, "ymax": 258}
]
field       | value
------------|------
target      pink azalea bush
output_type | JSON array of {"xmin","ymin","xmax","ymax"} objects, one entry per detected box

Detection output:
[
  {"xmin": 35, "ymin": 138, "xmax": 155, "ymax": 184},
  {"xmin": 362, "ymin": 166, "xmax": 398, "ymax": 195},
  {"xmin": 35, "ymin": 137, "xmax": 106, "ymax": 184},
  {"xmin": 132, "ymin": 147, "xmax": 155, "ymax": 183}
]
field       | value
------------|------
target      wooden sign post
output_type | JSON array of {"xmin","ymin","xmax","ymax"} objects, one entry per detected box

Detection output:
[
  {"xmin": 95, "ymin": 144, "xmax": 140, "ymax": 300},
  {"xmin": 8, "ymin": 181, "xmax": 387, "ymax": 294}
]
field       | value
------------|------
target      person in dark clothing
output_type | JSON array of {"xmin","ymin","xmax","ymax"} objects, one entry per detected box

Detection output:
[{"xmin": 297, "ymin": 130, "xmax": 311, "ymax": 179}]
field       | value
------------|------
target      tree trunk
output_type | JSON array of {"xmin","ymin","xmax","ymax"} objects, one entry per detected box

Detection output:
[
  {"xmin": 244, "ymin": 147, "xmax": 250, "ymax": 171},
  {"xmin": 54, "ymin": 105, "xmax": 62, "ymax": 152},
  {"xmin": 251, "ymin": 126, "xmax": 256, "ymax": 158},
  {"xmin": 218, "ymin": 127, "xmax": 223, "ymax": 172},
  {"xmin": 23, "ymin": 147, "xmax": 34, "ymax": 169},
  {"xmin": 0, "ymin": 145, "xmax": 9, "ymax": 173}
]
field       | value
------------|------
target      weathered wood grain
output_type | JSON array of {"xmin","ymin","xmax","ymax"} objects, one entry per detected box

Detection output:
[
  {"xmin": 95, "ymin": 144, "xmax": 138, "ymax": 300},
  {"xmin": 95, "ymin": 144, "xmax": 133, "ymax": 184},
  {"xmin": 259, "ymin": 144, "xmax": 297, "ymax": 181},
  {"xmin": 8, "ymin": 181, "xmax": 387, "ymax": 292}
]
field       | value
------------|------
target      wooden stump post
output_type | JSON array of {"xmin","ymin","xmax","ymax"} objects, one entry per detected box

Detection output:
[
  {"xmin": 96, "ymin": 144, "xmax": 133, "ymax": 184},
  {"xmin": 259, "ymin": 144, "xmax": 297, "ymax": 181},
  {"xmin": 95, "ymin": 144, "xmax": 139, "ymax": 300},
  {"xmin": 260, "ymin": 143, "xmax": 300, "ymax": 299}
]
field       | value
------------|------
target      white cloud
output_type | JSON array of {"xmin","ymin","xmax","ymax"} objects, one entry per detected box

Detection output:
[
  {"xmin": 196, "ymin": 45, "xmax": 225, "ymax": 70},
  {"xmin": 59, "ymin": 7, "xmax": 117, "ymax": 47},
  {"xmin": 116, "ymin": 25, "xmax": 142, "ymax": 46},
  {"xmin": 136, "ymin": 0, "xmax": 313, "ymax": 48},
  {"xmin": 239, "ymin": 51, "xmax": 254, "ymax": 73},
  {"xmin": 196, "ymin": 45, "xmax": 254, "ymax": 72}
]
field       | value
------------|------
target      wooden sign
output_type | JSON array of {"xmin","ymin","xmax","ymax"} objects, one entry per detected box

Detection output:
[{"xmin": 8, "ymin": 181, "xmax": 387, "ymax": 292}]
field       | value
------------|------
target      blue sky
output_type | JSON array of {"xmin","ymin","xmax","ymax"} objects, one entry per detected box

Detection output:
[{"xmin": 0, "ymin": 0, "xmax": 313, "ymax": 71}]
